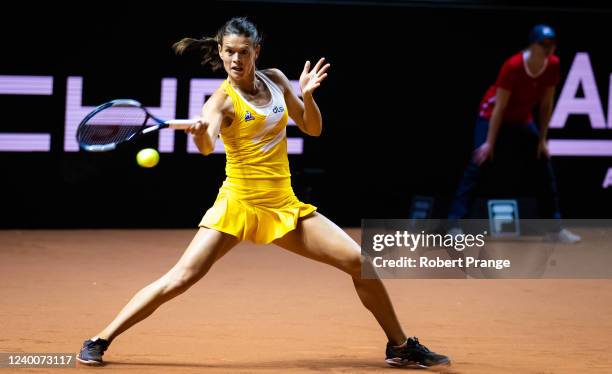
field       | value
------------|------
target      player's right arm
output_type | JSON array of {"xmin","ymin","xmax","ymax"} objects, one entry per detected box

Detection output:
[{"xmin": 186, "ymin": 88, "xmax": 234, "ymax": 156}]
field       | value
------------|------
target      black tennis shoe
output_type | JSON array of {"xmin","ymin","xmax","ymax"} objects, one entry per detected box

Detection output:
[
  {"xmin": 385, "ymin": 337, "xmax": 450, "ymax": 368},
  {"xmin": 77, "ymin": 338, "xmax": 110, "ymax": 365}
]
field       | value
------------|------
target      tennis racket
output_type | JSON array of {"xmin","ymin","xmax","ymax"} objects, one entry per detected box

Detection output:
[{"xmin": 76, "ymin": 99, "xmax": 198, "ymax": 152}]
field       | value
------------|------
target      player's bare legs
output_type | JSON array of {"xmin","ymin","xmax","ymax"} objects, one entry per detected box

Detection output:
[
  {"xmin": 95, "ymin": 228, "xmax": 238, "ymax": 342},
  {"xmin": 273, "ymin": 212, "xmax": 450, "ymax": 367},
  {"xmin": 273, "ymin": 212, "xmax": 406, "ymax": 345}
]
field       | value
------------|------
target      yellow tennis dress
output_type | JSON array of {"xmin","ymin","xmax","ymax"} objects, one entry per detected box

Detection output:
[{"xmin": 199, "ymin": 71, "xmax": 317, "ymax": 244}]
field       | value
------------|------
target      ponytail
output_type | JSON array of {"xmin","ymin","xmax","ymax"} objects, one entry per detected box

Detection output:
[
  {"xmin": 172, "ymin": 36, "xmax": 222, "ymax": 71},
  {"xmin": 173, "ymin": 17, "xmax": 262, "ymax": 71}
]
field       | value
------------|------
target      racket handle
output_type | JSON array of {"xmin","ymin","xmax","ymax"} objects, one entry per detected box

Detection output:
[{"xmin": 165, "ymin": 119, "xmax": 199, "ymax": 130}]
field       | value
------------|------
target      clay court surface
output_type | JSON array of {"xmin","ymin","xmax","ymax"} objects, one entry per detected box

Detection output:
[{"xmin": 1, "ymin": 229, "xmax": 611, "ymax": 373}]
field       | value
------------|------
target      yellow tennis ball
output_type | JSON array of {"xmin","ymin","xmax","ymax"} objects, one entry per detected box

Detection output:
[{"xmin": 136, "ymin": 148, "xmax": 159, "ymax": 168}]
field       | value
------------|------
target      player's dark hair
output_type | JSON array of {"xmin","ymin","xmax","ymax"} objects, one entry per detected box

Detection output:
[{"xmin": 172, "ymin": 17, "xmax": 262, "ymax": 71}]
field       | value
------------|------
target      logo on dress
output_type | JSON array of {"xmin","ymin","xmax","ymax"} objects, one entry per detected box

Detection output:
[
  {"xmin": 244, "ymin": 111, "xmax": 255, "ymax": 122},
  {"xmin": 272, "ymin": 106, "xmax": 285, "ymax": 114}
]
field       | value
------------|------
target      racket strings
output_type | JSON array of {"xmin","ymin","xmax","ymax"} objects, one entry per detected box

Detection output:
[
  {"xmin": 79, "ymin": 125, "xmax": 143, "ymax": 145},
  {"xmin": 77, "ymin": 106, "xmax": 148, "ymax": 146}
]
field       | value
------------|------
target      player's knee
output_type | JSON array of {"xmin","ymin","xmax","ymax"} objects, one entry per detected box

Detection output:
[
  {"xmin": 342, "ymin": 252, "xmax": 364, "ymax": 278},
  {"xmin": 162, "ymin": 268, "xmax": 201, "ymax": 296}
]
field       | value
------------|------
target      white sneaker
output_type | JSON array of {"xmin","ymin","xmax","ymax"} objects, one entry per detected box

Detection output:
[{"xmin": 544, "ymin": 228, "xmax": 581, "ymax": 243}]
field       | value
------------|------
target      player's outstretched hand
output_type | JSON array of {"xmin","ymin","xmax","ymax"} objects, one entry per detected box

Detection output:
[{"xmin": 300, "ymin": 57, "xmax": 330, "ymax": 96}]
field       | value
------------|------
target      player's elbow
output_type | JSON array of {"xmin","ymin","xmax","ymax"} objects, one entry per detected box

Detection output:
[
  {"xmin": 302, "ymin": 127, "xmax": 321, "ymax": 137},
  {"xmin": 200, "ymin": 145, "xmax": 214, "ymax": 156},
  {"xmin": 194, "ymin": 133, "xmax": 215, "ymax": 156},
  {"xmin": 302, "ymin": 122, "xmax": 322, "ymax": 137}
]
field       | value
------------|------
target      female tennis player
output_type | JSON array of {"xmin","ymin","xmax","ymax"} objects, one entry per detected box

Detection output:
[{"xmin": 77, "ymin": 17, "xmax": 449, "ymax": 368}]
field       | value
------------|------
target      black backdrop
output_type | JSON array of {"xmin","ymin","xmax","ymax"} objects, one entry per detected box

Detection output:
[{"xmin": 1, "ymin": 1, "xmax": 611, "ymax": 228}]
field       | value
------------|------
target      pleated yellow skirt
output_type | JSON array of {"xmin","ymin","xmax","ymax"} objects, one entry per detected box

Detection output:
[{"xmin": 199, "ymin": 177, "xmax": 317, "ymax": 244}]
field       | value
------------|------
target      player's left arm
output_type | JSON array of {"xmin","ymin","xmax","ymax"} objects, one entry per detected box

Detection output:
[
  {"xmin": 264, "ymin": 58, "xmax": 330, "ymax": 137},
  {"xmin": 537, "ymin": 86, "xmax": 556, "ymax": 158}
]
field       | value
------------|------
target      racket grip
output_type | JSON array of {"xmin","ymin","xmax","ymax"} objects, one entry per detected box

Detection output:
[{"xmin": 166, "ymin": 119, "xmax": 199, "ymax": 130}]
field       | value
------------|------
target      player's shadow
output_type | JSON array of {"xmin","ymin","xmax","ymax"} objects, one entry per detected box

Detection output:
[{"xmin": 105, "ymin": 358, "xmax": 458, "ymax": 372}]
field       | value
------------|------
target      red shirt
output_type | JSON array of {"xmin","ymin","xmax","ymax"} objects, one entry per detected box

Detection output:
[{"xmin": 479, "ymin": 52, "xmax": 560, "ymax": 124}]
